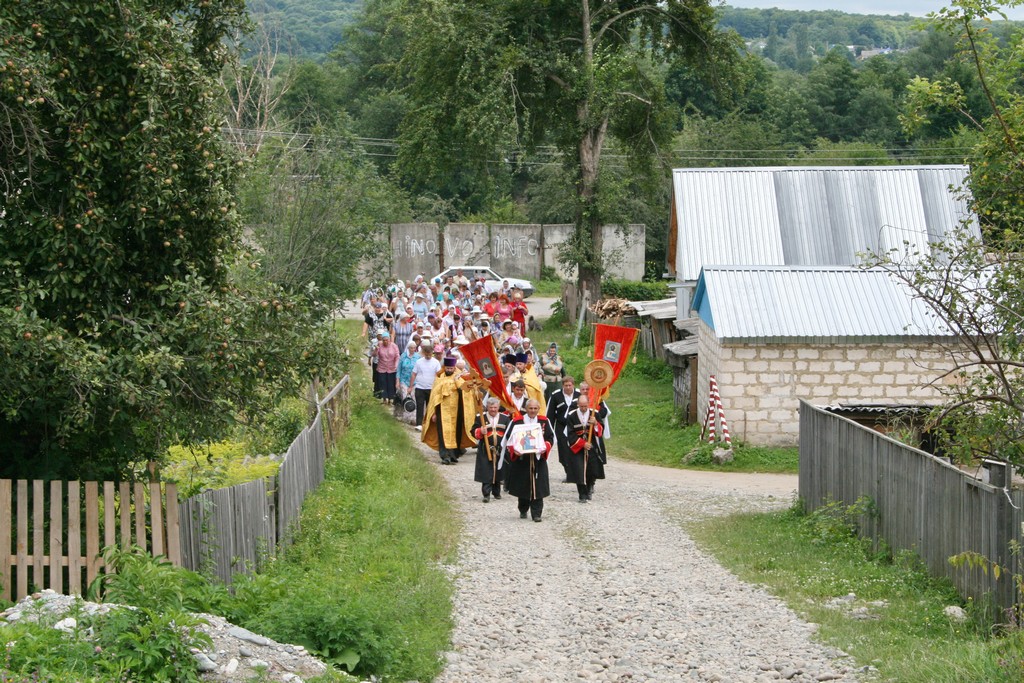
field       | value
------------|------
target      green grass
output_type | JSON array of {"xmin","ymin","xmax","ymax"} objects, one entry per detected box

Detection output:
[
  {"xmin": 531, "ymin": 277, "xmax": 564, "ymax": 297},
  {"xmin": 226, "ymin": 367, "xmax": 459, "ymax": 681},
  {"xmin": 687, "ymin": 502, "xmax": 1024, "ymax": 682},
  {"xmin": 538, "ymin": 317, "xmax": 798, "ymax": 473}
]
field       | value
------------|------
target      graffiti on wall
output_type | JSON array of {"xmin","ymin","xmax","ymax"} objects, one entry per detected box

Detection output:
[
  {"xmin": 492, "ymin": 235, "xmax": 539, "ymax": 259},
  {"xmin": 394, "ymin": 234, "xmax": 438, "ymax": 258}
]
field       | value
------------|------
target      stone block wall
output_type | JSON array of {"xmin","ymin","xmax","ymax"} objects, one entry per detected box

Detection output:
[
  {"xmin": 390, "ymin": 223, "xmax": 646, "ymax": 282},
  {"xmin": 695, "ymin": 319, "xmax": 958, "ymax": 446}
]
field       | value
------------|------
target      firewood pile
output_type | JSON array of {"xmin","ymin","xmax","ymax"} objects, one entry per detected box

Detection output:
[{"xmin": 590, "ymin": 298, "xmax": 637, "ymax": 319}]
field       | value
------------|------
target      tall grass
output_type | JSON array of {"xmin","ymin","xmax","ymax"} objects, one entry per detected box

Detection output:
[
  {"xmin": 226, "ymin": 370, "xmax": 459, "ymax": 681},
  {"xmin": 688, "ymin": 502, "xmax": 1024, "ymax": 682}
]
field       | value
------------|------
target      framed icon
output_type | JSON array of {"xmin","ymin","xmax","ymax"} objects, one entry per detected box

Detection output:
[
  {"xmin": 508, "ymin": 423, "xmax": 543, "ymax": 454},
  {"xmin": 478, "ymin": 357, "xmax": 496, "ymax": 379},
  {"xmin": 603, "ymin": 341, "xmax": 621, "ymax": 364}
]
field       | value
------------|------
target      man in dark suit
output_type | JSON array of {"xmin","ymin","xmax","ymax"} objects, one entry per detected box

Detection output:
[
  {"xmin": 501, "ymin": 398, "xmax": 555, "ymax": 522},
  {"xmin": 545, "ymin": 375, "xmax": 579, "ymax": 482},
  {"xmin": 472, "ymin": 397, "xmax": 511, "ymax": 503},
  {"xmin": 565, "ymin": 393, "xmax": 609, "ymax": 503}
]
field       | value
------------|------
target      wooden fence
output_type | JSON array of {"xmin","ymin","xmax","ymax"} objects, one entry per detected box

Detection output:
[
  {"xmin": 177, "ymin": 375, "xmax": 350, "ymax": 585},
  {"xmin": 799, "ymin": 401, "xmax": 1023, "ymax": 614},
  {"xmin": 0, "ymin": 480, "xmax": 179, "ymax": 602}
]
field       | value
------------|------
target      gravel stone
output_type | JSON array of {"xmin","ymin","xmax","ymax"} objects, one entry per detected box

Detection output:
[{"xmin": 419, "ymin": 435, "xmax": 862, "ymax": 683}]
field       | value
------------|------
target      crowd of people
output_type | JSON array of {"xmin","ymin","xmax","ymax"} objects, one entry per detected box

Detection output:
[{"xmin": 360, "ymin": 270, "xmax": 611, "ymax": 522}]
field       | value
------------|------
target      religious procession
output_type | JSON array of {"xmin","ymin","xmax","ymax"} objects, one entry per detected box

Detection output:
[{"xmin": 360, "ymin": 269, "xmax": 637, "ymax": 523}]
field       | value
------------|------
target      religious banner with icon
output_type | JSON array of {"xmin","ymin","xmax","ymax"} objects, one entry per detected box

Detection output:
[
  {"xmin": 592, "ymin": 324, "xmax": 639, "ymax": 388},
  {"xmin": 460, "ymin": 335, "xmax": 519, "ymax": 417}
]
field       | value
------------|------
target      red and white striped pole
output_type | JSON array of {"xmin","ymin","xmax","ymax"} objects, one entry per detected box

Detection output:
[{"xmin": 707, "ymin": 376, "xmax": 732, "ymax": 448}]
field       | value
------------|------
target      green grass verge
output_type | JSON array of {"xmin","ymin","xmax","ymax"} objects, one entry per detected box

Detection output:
[
  {"xmin": 687, "ymin": 502, "xmax": 1024, "ymax": 682},
  {"xmin": 226, "ymin": 368, "xmax": 459, "ymax": 681},
  {"xmin": 538, "ymin": 318, "xmax": 798, "ymax": 473},
  {"xmin": 531, "ymin": 278, "xmax": 564, "ymax": 297}
]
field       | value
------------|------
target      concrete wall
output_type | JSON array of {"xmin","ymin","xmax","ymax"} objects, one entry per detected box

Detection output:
[
  {"xmin": 602, "ymin": 224, "xmax": 646, "ymax": 280},
  {"xmin": 490, "ymin": 224, "xmax": 542, "ymax": 279},
  {"xmin": 541, "ymin": 224, "xmax": 575, "ymax": 280},
  {"xmin": 391, "ymin": 223, "xmax": 440, "ymax": 278},
  {"xmin": 695, "ymin": 319, "xmax": 958, "ymax": 446},
  {"xmin": 442, "ymin": 223, "xmax": 489, "ymax": 269},
  {"xmin": 388, "ymin": 223, "xmax": 646, "ymax": 282}
]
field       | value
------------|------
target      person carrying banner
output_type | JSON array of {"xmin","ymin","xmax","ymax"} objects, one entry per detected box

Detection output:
[
  {"xmin": 501, "ymin": 398, "xmax": 554, "ymax": 522},
  {"xmin": 546, "ymin": 374, "xmax": 580, "ymax": 482},
  {"xmin": 565, "ymin": 393, "xmax": 609, "ymax": 502},
  {"xmin": 471, "ymin": 397, "xmax": 511, "ymax": 503},
  {"xmin": 421, "ymin": 355, "xmax": 477, "ymax": 464}
]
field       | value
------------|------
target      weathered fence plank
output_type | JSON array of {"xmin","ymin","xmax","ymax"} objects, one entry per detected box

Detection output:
[{"xmin": 800, "ymin": 401, "xmax": 1024, "ymax": 615}]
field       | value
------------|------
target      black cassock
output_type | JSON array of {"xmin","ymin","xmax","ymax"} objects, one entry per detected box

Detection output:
[
  {"xmin": 501, "ymin": 415, "xmax": 555, "ymax": 501},
  {"xmin": 471, "ymin": 412, "xmax": 511, "ymax": 486},
  {"xmin": 546, "ymin": 388, "xmax": 579, "ymax": 473},
  {"xmin": 565, "ymin": 404, "xmax": 610, "ymax": 487}
]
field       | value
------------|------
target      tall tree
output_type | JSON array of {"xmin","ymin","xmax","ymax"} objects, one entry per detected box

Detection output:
[
  {"xmin": 390, "ymin": 0, "xmax": 732, "ymax": 298},
  {"xmin": 0, "ymin": 0, "xmax": 343, "ymax": 480},
  {"xmin": 901, "ymin": 0, "xmax": 1024, "ymax": 243}
]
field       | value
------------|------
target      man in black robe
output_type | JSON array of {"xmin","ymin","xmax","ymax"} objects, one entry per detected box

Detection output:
[
  {"xmin": 472, "ymin": 397, "xmax": 511, "ymax": 503},
  {"xmin": 565, "ymin": 393, "xmax": 609, "ymax": 503},
  {"xmin": 546, "ymin": 374, "xmax": 579, "ymax": 482},
  {"xmin": 501, "ymin": 398, "xmax": 554, "ymax": 522}
]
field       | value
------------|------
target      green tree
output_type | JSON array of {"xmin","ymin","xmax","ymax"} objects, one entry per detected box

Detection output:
[
  {"xmin": 238, "ymin": 123, "xmax": 411, "ymax": 309},
  {"xmin": 390, "ymin": 0, "xmax": 733, "ymax": 298},
  {"xmin": 869, "ymin": 0, "xmax": 1024, "ymax": 468},
  {"xmin": 0, "ymin": 1, "xmax": 344, "ymax": 480},
  {"xmin": 901, "ymin": 0, "xmax": 1024, "ymax": 243}
]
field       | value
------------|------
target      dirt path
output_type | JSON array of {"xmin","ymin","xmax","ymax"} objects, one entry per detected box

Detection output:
[{"xmin": 407, "ymin": 426, "xmax": 856, "ymax": 683}]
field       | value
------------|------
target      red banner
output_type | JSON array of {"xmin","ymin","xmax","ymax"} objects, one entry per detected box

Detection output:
[
  {"xmin": 593, "ymin": 324, "xmax": 639, "ymax": 388},
  {"xmin": 459, "ymin": 336, "xmax": 519, "ymax": 418}
]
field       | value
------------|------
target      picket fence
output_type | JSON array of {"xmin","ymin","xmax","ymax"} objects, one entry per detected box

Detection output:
[
  {"xmin": 0, "ymin": 480, "xmax": 179, "ymax": 603},
  {"xmin": 1, "ymin": 374, "xmax": 351, "ymax": 599},
  {"xmin": 799, "ymin": 401, "xmax": 1024, "ymax": 614},
  {"xmin": 177, "ymin": 374, "xmax": 350, "ymax": 584}
]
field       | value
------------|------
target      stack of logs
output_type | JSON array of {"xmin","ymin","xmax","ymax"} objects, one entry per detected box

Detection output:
[{"xmin": 590, "ymin": 298, "xmax": 636, "ymax": 319}]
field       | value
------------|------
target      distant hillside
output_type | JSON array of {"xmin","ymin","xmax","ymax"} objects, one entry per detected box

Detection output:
[
  {"xmin": 719, "ymin": 6, "xmax": 925, "ymax": 48},
  {"xmin": 248, "ymin": 0, "xmax": 935, "ymax": 62}
]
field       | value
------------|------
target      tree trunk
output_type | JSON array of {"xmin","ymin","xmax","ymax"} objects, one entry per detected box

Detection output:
[{"xmin": 575, "ymin": 118, "xmax": 608, "ymax": 302}]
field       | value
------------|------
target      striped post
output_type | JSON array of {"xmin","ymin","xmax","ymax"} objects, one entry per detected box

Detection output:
[{"xmin": 707, "ymin": 376, "xmax": 732, "ymax": 448}]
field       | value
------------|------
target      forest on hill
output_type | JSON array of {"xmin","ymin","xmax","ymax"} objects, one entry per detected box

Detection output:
[{"xmin": 231, "ymin": 0, "xmax": 1021, "ymax": 281}]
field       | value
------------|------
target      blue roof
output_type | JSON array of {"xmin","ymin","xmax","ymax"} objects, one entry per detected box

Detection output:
[{"xmin": 692, "ymin": 266, "xmax": 955, "ymax": 343}]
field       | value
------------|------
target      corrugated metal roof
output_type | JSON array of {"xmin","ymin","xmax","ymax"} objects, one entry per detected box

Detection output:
[
  {"xmin": 630, "ymin": 298, "xmax": 677, "ymax": 319},
  {"xmin": 691, "ymin": 265, "xmax": 954, "ymax": 343},
  {"xmin": 672, "ymin": 165, "xmax": 980, "ymax": 282}
]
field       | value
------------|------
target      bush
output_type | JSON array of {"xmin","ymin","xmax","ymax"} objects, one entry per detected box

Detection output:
[{"xmin": 601, "ymin": 278, "xmax": 670, "ymax": 301}]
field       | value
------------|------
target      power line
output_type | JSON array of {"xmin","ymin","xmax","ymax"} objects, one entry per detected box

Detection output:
[{"xmin": 219, "ymin": 126, "xmax": 981, "ymax": 165}]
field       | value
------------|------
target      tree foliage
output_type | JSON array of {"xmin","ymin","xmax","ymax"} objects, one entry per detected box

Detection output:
[
  {"xmin": 0, "ymin": 0, "xmax": 344, "ymax": 480},
  {"xmin": 238, "ymin": 124, "xmax": 411, "ymax": 309},
  {"xmin": 901, "ymin": 0, "xmax": 1024, "ymax": 244},
  {"xmin": 867, "ymin": 0, "xmax": 1024, "ymax": 469},
  {"xmin": 389, "ymin": 0, "xmax": 734, "ymax": 297}
]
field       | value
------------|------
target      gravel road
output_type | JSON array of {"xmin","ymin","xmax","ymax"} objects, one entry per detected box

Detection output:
[{"xmin": 418, "ymin": 435, "xmax": 861, "ymax": 683}]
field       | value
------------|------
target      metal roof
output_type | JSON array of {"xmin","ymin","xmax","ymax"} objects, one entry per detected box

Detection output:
[
  {"xmin": 629, "ymin": 298, "xmax": 677, "ymax": 320},
  {"xmin": 672, "ymin": 165, "xmax": 980, "ymax": 282},
  {"xmin": 691, "ymin": 265, "xmax": 954, "ymax": 343}
]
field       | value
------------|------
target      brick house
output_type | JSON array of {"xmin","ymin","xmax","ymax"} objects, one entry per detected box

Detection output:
[
  {"xmin": 665, "ymin": 165, "xmax": 980, "ymax": 438},
  {"xmin": 691, "ymin": 266, "xmax": 961, "ymax": 445}
]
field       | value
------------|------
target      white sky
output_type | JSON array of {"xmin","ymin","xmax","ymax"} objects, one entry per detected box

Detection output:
[{"xmin": 723, "ymin": 0, "xmax": 1024, "ymax": 20}]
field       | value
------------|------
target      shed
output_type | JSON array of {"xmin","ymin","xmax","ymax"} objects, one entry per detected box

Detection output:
[{"xmin": 690, "ymin": 265, "xmax": 961, "ymax": 446}]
